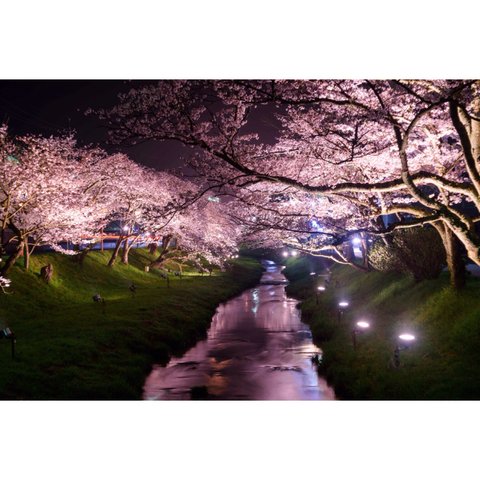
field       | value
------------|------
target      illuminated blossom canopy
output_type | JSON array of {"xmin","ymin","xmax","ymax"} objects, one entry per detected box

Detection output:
[
  {"xmin": 3, "ymin": 80, "xmax": 480, "ymax": 289},
  {"xmin": 94, "ymin": 80, "xmax": 480, "ymax": 283},
  {"xmin": 0, "ymin": 125, "xmax": 241, "ymax": 274}
]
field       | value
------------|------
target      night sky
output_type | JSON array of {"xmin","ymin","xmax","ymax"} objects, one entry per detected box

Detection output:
[
  {"xmin": 0, "ymin": 80, "xmax": 191, "ymax": 170},
  {"xmin": 0, "ymin": 80, "xmax": 280, "ymax": 172}
]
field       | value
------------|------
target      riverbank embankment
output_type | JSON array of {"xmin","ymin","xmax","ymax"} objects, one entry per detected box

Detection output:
[
  {"xmin": 0, "ymin": 250, "xmax": 262, "ymax": 399},
  {"xmin": 283, "ymin": 257, "xmax": 480, "ymax": 400}
]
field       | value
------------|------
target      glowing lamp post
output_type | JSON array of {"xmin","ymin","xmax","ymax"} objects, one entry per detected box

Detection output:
[
  {"xmin": 316, "ymin": 285, "xmax": 326, "ymax": 305},
  {"xmin": 352, "ymin": 320, "xmax": 370, "ymax": 350},
  {"xmin": 394, "ymin": 333, "xmax": 416, "ymax": 368},
  {"xmin": 338, "ymin": 301, "xmax": 349, "ymax": 321}
]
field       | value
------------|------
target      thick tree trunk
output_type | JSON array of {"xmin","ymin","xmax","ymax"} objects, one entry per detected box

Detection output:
[
  {"xmin": 1, "ymin": 240, "xmax": 24, "ymax": 275},
  {"xmin": 77, "ymin": 244, "xmax": 95, "ymax": 265},
  {"xmin": 434, "ymin": 222, "xmax": 466, "ymax": 290},
  {"xmin": 360, "ymin": 232, "xmax": 370, "ymax": 271},
  {"xmin": 441, "ymin": 216, "xmax": 480, "ymax": 267},
  {"xmin": 444, "ymin": 227, "xmax": 466, "ymax": 290},
  {"xmin": 149, "ymin": 234, "xmax": 173, "ymax": 269},
  {"xmin": 121, "ymin": 235, "xmax": 139, "ymax": 265},
  {"xmin": 108, "ymin": 236, "xmax": 124, "ymax": 267},
  {"xmin": 121, "ymin": 238, "xmax": 129, "ymax": 264}
]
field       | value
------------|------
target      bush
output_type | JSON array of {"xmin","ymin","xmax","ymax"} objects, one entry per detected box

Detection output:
[{"xmin": 369, "ymin": 227, "xmax": 445, "ymax": 281}]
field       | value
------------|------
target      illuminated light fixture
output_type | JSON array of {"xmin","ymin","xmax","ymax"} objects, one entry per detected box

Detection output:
[
  {"xmin": 315, "ymin": 285, "xmax": 326, "ymax": 305},
  {"xmin": 310, "ymin": 272, "xmax": 316, "ymax": 276},
  {"xmin": 282, "ymin": 250, "xmax": 289, "ymax": 258},
  {"xmin": 356, "ymin": 321, "xmax": 370, "ymax": 329},
  {"xmin": 291, "ymin": 250, "xmax": 298, "ymax": 257},
  {"xmin": 394, "ymin": 333, "xmax": 416, "ymax": 368},
  {"xmin": 352, "ymin": 236, "xmax": 362, "ymax": 246},
  {"xmin": 337, "ymin": 301, "xmax": 349, "ymax": 321},
  {"xmin": 352, "ymin": 320, "xmax": 371, "ymax": 349},
  {"xmin": 207, "ymin": 196, "xmax": 220, "ymax": 202},
  {"xmin": 123, "ymin": 226, "xmax": 129, "ymax": 232}
]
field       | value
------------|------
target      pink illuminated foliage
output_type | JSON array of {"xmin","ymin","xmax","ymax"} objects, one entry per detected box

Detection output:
[
  {"xmin": 96, "ymin": 80, "xmax": 480, "ymax": 287},
  {"xmin": 0, "ymin": 125, "xmax": 240, "ymax": 275}
]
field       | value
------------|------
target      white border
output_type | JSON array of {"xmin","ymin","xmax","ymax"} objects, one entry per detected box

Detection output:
[{"xmin": 1, "ymin": 1, "xmax": 478, "ymax": 477}]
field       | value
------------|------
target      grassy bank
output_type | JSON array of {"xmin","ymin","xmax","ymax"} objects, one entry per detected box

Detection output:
[
  {"xmin": 0, "ymin": 250, "xmax": 262, "ymax": 399},
  {"xmin": 283, "ymin": 257, "xmax": 480, "ymax": 400}
]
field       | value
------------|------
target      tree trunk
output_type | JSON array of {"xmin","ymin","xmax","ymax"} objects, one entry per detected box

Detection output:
[
  {"xmin": 108, "ymin": 236, "xmax": 124, "ymax": 267},
  {"xmin": 0, "ymin": 240, "xmax": 24, "ymax": 275},
  {"xmin": 121, "ymin": 235, "xmax": 139, "ymax": 265},
  {"xmin": 434, "ymin": 222, "xmax": 466, "ymax": 290},
  {"xmin": 77, "ymin": 244, "xmax": 95, "ymax": 265},
  {"xmin": 149, "ymin": 234, "xmax": 173, "ymax": 269},
  {"xmin": 360, "ymin": 232, "xmax": 370, "ymax": 271},
  {"xmin": 444, "ymin": 227, "xmax": 466, "ymax": 290},
  {"xmin": 121, "ymin": 238, "xmax": 129, "ymax": 264},
  {"xmin": 24, "ymin": 242, "xmax": 30, "ymax": 270}
]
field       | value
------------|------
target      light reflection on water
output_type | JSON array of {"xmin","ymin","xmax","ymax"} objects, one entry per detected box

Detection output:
[{"xmin": 143, "ymin": 260, "xmax": 335, "ymax": 400}]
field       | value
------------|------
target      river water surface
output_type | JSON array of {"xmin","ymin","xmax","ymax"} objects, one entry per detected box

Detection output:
[{"xmin": 143, "ymin": 261, "xmax": 335, "ymax": 400}]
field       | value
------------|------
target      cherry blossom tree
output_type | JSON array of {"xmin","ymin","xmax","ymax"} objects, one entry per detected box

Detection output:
[
  {"xmin": 0, "ymin": 128, "xmax": 125, "ymax": 273},
  {"xmin": 1, "ymin": 123, "xmax": 241, "ymax": 276},
  {"xmin": 142, "ymin": 193, "xmax": 241, "ymax": 272},
  {"xmin": 96, "ymin": 80, "xmax": 480, "ymax": 289}
]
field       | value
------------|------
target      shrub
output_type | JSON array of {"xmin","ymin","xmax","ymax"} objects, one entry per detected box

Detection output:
[{"xmin": 368, "ymin": 227, "xmax": 445, "ymax": 281}]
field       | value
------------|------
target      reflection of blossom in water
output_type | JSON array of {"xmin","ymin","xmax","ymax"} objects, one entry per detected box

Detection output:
[
  {"xmin": 251, "ymin": 288, "xmax": 259, "ymax": 314},
  {"xmin": 143, "ymin": 262, "xmax": 335, "ymax": 400}
]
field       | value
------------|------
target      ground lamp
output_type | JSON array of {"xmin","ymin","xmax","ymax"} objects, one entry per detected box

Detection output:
[
  {"xmin": 393, "ymin": 333, "xmax": 416, "ymax": 368},
  {"xmin": 316, "ymin": 285, "xmax": 326, "ymax": 304},
  {"xmin": 352, "ymin": 236, "xmax": 362, "ymax": 246},
  {"xmin": 338, "ymin": 301, "xmax": 349, "ymax": 321},
  {"xmin": 0, "ymin": 327, "xmax": 16, "ymax": 359},
  {"xmin": 352, "ymin": 320, "xmax": 370, "ymax": 350}
]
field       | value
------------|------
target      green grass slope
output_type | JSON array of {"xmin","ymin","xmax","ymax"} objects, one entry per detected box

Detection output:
[
  {"xmin": 0, "ymin": 250, "xmax": 262, "ymax": 399},
  {"xmin": 283, "ymin": 257, "xmax": 480, "ymax": 400}
]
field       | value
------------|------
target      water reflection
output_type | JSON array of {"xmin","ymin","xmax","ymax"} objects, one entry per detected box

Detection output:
[{"xmin": 143, "ymin": 260, "xmax": 335, "ymax": 400}]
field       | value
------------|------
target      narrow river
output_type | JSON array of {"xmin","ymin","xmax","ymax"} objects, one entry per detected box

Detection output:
[{"xmin": 143, "ymin": 260, "xmax": 335, "ymax": 400}]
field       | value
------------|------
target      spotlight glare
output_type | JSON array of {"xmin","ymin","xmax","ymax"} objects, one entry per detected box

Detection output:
[{"xmin": 356, "ymin": 321, "xmax": 370, "ymax": 329}]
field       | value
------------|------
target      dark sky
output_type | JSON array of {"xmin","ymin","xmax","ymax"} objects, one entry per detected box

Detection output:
[
  {"xmin": 0, "ymin": 80, "xmax": 191, "ymax": 170},
  {"xmin": 0, "ymin": 80, "xmax": 280, "ymax": 171}
]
